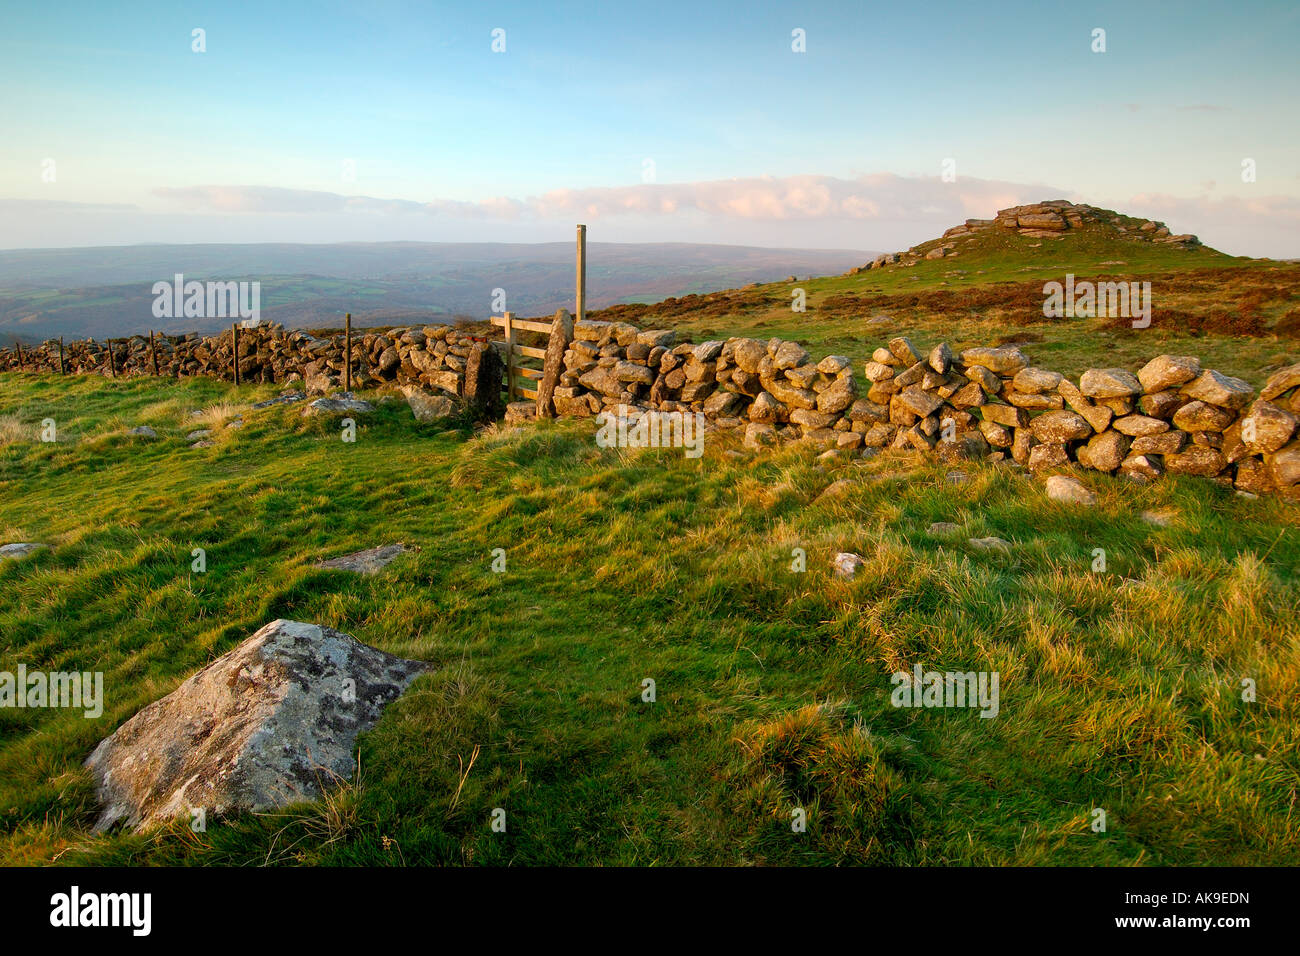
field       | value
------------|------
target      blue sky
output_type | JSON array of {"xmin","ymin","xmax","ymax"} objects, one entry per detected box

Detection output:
[{"xmin": 1, "ymin": 0, "xmax": 1297, "ymax": 253}]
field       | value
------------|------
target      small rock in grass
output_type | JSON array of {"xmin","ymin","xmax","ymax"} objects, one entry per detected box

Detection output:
[
  {"xmin": 929, "ymin": 522, "xmax": 961, "ymax": 536},
  {"xmin": 1, "ymin": 542, "xmax": 47, "ymax": 560},
  {"xmin": 1044, "ymin": 475, "xmax": 1097, "ymax": 506},
  {"xmin": 404, "ymin": 387, "xmax": 456, "ymax": 422},
  {"xmin": 832, "ymin": 552, "xmax": 865, "ymax": 578},
  {"xmin": 126, "ymin": 426, "xmax": 157, "ymax": 438},
  {"xmin": 968, "ymin": 536, "xmax": 1011, "ymax": 552},
  {"xmin": 818, "ymin": 479, "xmax": 855, "ymax": 500},
  {"xmin": 1141, "ymin": 509, "xmax": 1176, "ymax": 527},
  {"xmin": 186, "ymin": 429, "xmax": 212, "ymax": 441},
  {"xmin": 315, "ymin": 544, "xmax": 414, "ymax": 575}
]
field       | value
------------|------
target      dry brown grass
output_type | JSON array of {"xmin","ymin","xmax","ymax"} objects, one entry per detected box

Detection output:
[{"xmin": 0, "ymin": 414, "xmax": 30, "ymax": 445}]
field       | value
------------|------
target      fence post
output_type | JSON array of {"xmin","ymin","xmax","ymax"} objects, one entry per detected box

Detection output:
[
  {"xmin": 232, "ymin": 323, "xmax": 240, "ymax": 385},
  {"xmin": 58, "ymin": 336, "xmax": 65, "ymax": 374},
  {"xmin": 344, "ymin": 312, "xmax": 352, "ymax": 392},
  {"xmin": 503, "ymin": 310, "xmax": 517, "ymax": 401},
  {"xmin": 150, "ymin": 330, "xmax": 159, "ymax": 375},
  {"xmin": 576, "ymin": 224, "xmax": 587, "ymax": 324},
  {"xmin": 15, "ymin": 341, "xmax": 23, "ymax": 371},
  {"xmin": 108, "ymin": 339, "xmax": 116, "ymax": 377}
]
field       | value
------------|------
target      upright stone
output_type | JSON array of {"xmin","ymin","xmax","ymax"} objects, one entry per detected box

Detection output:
[
  {"xmin": 464, "ymin": 341, "xmax": 506, "ymax": 422},
  {"xmin": 536, "ymin": 308, "xmax": 574, "ymax": 418}
]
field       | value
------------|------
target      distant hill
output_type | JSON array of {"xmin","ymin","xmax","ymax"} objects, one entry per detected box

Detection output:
[
  {"xmin": 0, "ymin": 241, "xmax": 874, "ymax": 343},
  {"xmin": 850, "ymin": 200, "xmax": 1234, "ymax": 283}
]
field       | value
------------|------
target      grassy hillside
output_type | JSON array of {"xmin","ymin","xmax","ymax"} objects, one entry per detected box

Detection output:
[
  {"xmin": 587, "ymin": 222, "xmax": 1300, "ymax": 388},
  {"xmin": 1, "ymin": 372, "xmax": 1296, "ymax": 865}
]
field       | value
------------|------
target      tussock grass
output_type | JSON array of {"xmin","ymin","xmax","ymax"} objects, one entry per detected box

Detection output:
[
  {"xmin": 0, "ymin": 414, "xmax": 31, "ymax": 445},
  {"xmin": 0, "ymin": 372, "xmax": 1296, "ymax": 866}
]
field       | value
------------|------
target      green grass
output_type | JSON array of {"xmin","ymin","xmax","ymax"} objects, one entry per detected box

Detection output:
[{"xmin": 0, "ymin": 371, "xmax": 1297, "ymax": 866}]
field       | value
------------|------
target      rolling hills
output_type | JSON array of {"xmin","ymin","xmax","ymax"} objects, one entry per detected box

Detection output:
[{"xmin": 0, "ymin": 241, "xmax": 874, "ymax": 344}]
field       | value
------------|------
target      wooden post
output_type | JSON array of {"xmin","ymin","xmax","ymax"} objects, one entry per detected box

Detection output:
[
  {"xmin": 344, "ymin": 312, "xmax": 352, "ymax": 392},
  {"xmin": 232, "ymin": 323, "xmax": 240, "ymax": 385},
  {"xmin": 58, "ymin": 337, "xmax": 65, "ymax": 375},
  {"xmin": 15, "ymin": 341, "xmax": 23, "ymax": 370},
  {"xmin": 576, "ymin": 223, "xmax": 587, "ymax": 324},
  {"xmin": 503, "ymin": 310, "xmax": 517, "ymax": 401},
  {"xmin": 108, "ymin": 340, "xmax": 116, "ymax": 377},
  {"xmin": 150, "ymin": 330, "xmax": 159, "ymax": 375}
]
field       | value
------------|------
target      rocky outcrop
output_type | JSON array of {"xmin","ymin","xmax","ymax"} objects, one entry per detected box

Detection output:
[
  {"xmin": 866, "ymin": 201, "xmax": 1201, "ymax": 270},
  {"xmin": 85, "ymin": 619, "xmax": 428, "ymax": 832}
]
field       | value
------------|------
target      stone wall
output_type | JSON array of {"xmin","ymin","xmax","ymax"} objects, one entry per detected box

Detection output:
[
  {"xmin": 4, "ymin": 314, "xmax": 1299, "ymax": 497},
  {"xmin": 0, "ymin": 321, "xmax": 484, "ymax": 399},
  {"xmin": 535, "ymin": 316, "xmax": 1300, "ymax": 498}
]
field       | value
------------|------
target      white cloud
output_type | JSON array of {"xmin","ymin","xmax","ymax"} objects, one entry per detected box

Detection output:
[
  {"xmin": 152, "ymin": 174, "xmax": 1074, "ymax": 224},
  {"xmin": 6, "ymin": 176, "xmax": 1298, "ymax": 257}
]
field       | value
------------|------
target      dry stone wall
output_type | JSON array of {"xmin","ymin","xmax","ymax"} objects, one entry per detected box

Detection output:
[
  {"xmin": 0, "ymin": 321, "xmax": 487, "ymax": 400},
  {"xmin": 4, "ymin": 313, "xmax": 1298, "ymax": 497},
  {"xmin": 538, "ymin": 316, "xmax": 1300, "ymax": 499}
]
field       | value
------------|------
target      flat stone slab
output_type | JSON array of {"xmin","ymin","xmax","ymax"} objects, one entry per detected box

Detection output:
[
  {"xmin": 251, "ymin": 391, "xmax": 306, "ymax": 410},
  {"xmin": 126, "ymin": 426, "xmax": 157, "ymax": 438},
  {"xmin": 969, "ymin": 536, "xmax": 1012, "ymax": 552},
  {"xmin": 303, "ymin": 393, "xmax": 373, "ymax": 416},
  {"xmin": 314, "ymin": 543, "xmax": 413, "ymax": 575},
  {"xmin": 85, "ymin": 619, "xmax": 428, "ymax": 831},
  {"xmin": 0, "ymin": 542, "xmax": 46, "ymax": 560},
  {"xmin": 1141, "ymin": 509, "xmax": 1177, "ymax": 527}
]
